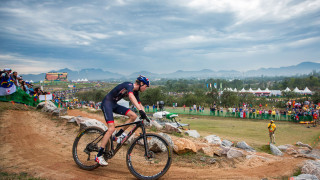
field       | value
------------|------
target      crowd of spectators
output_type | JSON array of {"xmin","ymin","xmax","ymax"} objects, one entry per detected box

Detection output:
[
  {"xmin": 0, "ymin": 68, "xmax": 47, "ymax": 99},
  {"xmin": 206, "ymin": 100, "xmax": 320, "ymax": 123},
  {"xmin": 51, "ymin": 88, "xmax": 100, "ymax": 109}
]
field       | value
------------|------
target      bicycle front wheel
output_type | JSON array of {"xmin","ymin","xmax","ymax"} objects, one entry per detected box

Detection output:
[{"xmin": 126, "ymin": 133, "xmax": 172, "ymax": 180}]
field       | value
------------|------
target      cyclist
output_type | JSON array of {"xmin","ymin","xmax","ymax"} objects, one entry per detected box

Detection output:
[{"xmin": 95, "ymin": 75, "xmax": 150, "ymax": 166}]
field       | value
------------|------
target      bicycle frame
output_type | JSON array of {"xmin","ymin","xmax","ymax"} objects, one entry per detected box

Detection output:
[{"xmin": 103, "ymin": 119, "xmax": 150, "ymax": 159}]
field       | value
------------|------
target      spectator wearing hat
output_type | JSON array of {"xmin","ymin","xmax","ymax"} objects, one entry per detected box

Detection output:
[
  {"xmin": 268, "ymin": 120, "xmax": 276, "ymax": 144},
  {"xmin": 1, "ymin": 68, "xmax": 11, "ymax": 81}
]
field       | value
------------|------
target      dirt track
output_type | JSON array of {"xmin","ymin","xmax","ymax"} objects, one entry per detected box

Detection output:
[{"xmin": 0, "ymin": 109, "xmax": 307, "ymax": 179}]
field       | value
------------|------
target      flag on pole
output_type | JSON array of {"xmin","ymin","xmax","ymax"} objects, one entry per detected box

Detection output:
[
  {"xmin": 210, "ymin": 83, "xmax": 212, "ymax": 88},
  {"xmin": 214, "ymin": 83, "xmax": 217, "ymax": 89},
  {"xmin": 206, "ymin": 83, "xmax": 209, "ymax": 88},
  {"xmin": 0, "ymin": 76, "xmax": 16, "ymax": 96}
]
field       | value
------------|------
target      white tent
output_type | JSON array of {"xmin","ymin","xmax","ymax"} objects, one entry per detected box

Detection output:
[
  {"xmin": 255, "ymin": 88, "xmax": 262, "ymax": 93},
  {"xmin": 264, "ymin": 88, "xmax": 271, "ymax": 93},
  {"xmin": 240, "ymin": 88, "xmax": 246, "ymax": 93},
  {"xmin": 293, "ymin": 87, "xmax": 301, "ymax": 93},
  {"xmin": 233, "ymin": 88, "xmax": 238, "ymax": 92},
  {"xmin": 270, "ymin": 90, "xmax": 282, "ymax": 96},
  {"xmin": 283, "ymin": 87, "xmax": 291, "ymax": 92},
  {"xmin": 303, "ymin": 87, "xmax": 312, "ymax": 94},
  {"xmin": 248, "ymin": 88, "xmax": 254, "ymax": 93}
]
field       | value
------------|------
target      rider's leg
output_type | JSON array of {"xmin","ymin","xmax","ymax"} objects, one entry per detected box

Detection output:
[{"xmin": 116, "ymin": 110, "xmax": 137, "ymax": 134}]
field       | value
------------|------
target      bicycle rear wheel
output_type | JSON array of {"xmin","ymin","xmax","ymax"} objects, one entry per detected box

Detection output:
[
  {"xmin": 72, "ymin": 127, "xmax": 109, "ymax": 170},
  {"xmin": 126, "ymin": 133, "xmax": 172, "ymax": 180}
]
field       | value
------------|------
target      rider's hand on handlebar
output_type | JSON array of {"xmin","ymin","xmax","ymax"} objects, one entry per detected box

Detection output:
[{"xmin": 139, "ymin": 110, "xmax": 148, "ymax": 120}]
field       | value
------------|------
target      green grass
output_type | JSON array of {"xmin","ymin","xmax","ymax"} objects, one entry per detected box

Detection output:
[
  {"xmin": 0, "ymin": 172, "xmax": 45, "ymax": 180},
  {"xmin": 178, "ymin": 115, "xmax": 320, "ymax": 150}
]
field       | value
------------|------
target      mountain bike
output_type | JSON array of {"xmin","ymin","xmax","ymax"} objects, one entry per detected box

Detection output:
[{"xmin": 72, "ymin": 116, "xmax": 172, "ymax": 180}]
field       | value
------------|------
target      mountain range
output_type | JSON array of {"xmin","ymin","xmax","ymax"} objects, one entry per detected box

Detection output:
[{"xmin": 21, "ymin": 62, "xmax": 320, "ymax": 82}]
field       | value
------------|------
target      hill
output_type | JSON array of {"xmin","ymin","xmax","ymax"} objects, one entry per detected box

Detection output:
[{"xmin": 21, "ymin": 61, "xmax": 320, "ymax": 82}]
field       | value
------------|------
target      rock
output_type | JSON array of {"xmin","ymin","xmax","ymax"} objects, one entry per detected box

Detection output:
[
  {"xmin": 292, "ymin": 174, "xmax": 318, "ymax": 180},
  {"xmin": 125, "ymin": 133, "xmax": 137, "ymax": 145},
  {"xmin": 286, "ymin": 148, "xmax": 299, "ymax": 155},
  {"xmin": 38, "ymin": 101, "xmax": 58, "ymax": 113},
  {"xmin": 205, "ymin": 135, "xmax": 222, "ymax": 145},
  {"xmin": 211, "ymin": 145, "xmax": 224, "ymax": 157},
  {"xmin": 298, "ymin": 147, "xmax": 312, "ymax": 154},
  {"xmin": 270, "ymin": 143, "xmax": 283, "ymax": 156},
  {"xmin": 294, "ymin": 154, "xmax": 317, "ymax": 160},
  {"xmin": 236, "ymin": 141, "xmax": 255, "ymax": 152},
  {"xmin": 199, "ymin": 146, "xmax": 214, "ymax": 157},
  {"xmin": 60, "ymin": 115, "xmax": 74, "ymax": 120},
  {"xmin": 278, "ymin": 144, "xmax": 294, "ymax": 151},
  {"xmin": 173, "ymin": 138, "xmax": 197, "ymax": 154},
  {"xmin": 220, "ymin": 146, "xmax": 231, "ymax": 155},
  {"xmin": 73, "ymin": 116, "xmax": 92, "ymax": 125},
  {"xmin": 227, "ymin": 148, "xmax": 244, "ymax": 159},
  {"xmin": 208, "ymin": 158, "xmax": 217, "ymax": 164},
  {"xmin": 185, "ymin": 130, "xmax": 200, "ymax": 138},
  {"xmin": 79, "ymin": 119, "xmax": 108, "ymax": 131},
  {"xmin": 301, "ymin": 160, "xmax": 320, "ymax": 179},
  {"xmin": 297, "ymin": 141, "xmax": 313, "ymax": 150},
  {"xmin": 195, "ymin": 142, "xmax": 210, "ymax": 152},
  {"xmin": 200, "ymin": 157, "xmax": 206, "ymax": 162},
  {"xmin": 52, "ymin": 108, "xmax": 67, "ymax": 116},
  {"xmin": 158, "ymin": 133, "xmax": 174, "ymax": 148},
  {"xmin": 164, "ymin": 123, "xmax": 182, "ymax": 133},
  {"xmin": 221, "ymin": 140, "xmax": 233, "ymax": 147},
  {"xmin": 150, "ymin": 120, "xmax": 163, "ymax": 130},
  {"xmin": 148, "ymin": 136, "xmax": 168, "ymax": 152}
]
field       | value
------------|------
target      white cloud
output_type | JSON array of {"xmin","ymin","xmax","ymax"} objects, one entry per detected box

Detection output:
[
  {"xmin": 179, "ymin": 0, "xmax": 320, "ymax": 25},
  {"xmin": 286, "ymin": 36, "xmax": 320, "ymax": 48},
  {"xmin": 0, "ymin": 53, "xmax": 72, "ymax": 74}
]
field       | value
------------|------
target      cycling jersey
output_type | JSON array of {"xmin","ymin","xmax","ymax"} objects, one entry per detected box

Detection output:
[
  {"xmin": 106, "ymin": 82, "xmax": 140, "ymax": 103},
  {"xmin": 101, "ymin": 82, "xmax": 140, "ymax": 123}
]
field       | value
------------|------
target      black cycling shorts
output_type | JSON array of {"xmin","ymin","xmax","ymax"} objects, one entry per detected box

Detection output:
[{"xmin": 101, "ymin": 99, "xmax": 130, "ymax": 124}]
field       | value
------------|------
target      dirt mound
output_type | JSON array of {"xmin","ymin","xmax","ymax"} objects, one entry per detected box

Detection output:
[{"xmin": 0, "ymin": 107, "xmax": 307, "ymax": 179}]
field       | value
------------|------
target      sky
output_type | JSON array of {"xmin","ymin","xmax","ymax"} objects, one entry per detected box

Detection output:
[{"xmin": 0, "ymin": 0, "xmax": 320, "ymax": 75}]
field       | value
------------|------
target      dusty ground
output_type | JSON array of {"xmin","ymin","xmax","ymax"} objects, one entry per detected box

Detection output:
[{"xmin": 0, "ymin": 108, "xmax": 309, "ymax": 180}]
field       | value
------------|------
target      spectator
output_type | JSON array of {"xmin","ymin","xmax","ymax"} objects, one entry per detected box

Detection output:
[{"xmin": 268, "ymin": 120, "xmax": 276, "ymax": 144}]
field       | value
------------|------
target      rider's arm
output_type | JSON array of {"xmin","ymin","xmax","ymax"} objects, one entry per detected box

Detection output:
[{"xmin": 128, "ymin": 92, "xmax": 143, "ymax": 111}]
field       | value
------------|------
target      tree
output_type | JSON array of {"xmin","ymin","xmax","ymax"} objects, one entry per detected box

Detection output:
[
  {"xmin": 220, "ymin": 91, "xmax": 239, "ymax": 107},
  {"xmin": 140, "ymin": 87, "xmax": 166, "ymax": 105}
]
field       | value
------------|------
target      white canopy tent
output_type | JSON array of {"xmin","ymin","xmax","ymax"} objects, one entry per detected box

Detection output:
[
  {"xmin": 293, "ymin": 87, "xmax": 302, "ymax": 93},
  {"xmin": 303, "ymin": 87, "xmax": 312, "ymax": 94},
  {"xmin": 283, "ymin": 87, "xmax": 291, "ymax": 92},
  {"xmin": 240, "ymin": 88, "xmax": 246, "ymax": 93}
]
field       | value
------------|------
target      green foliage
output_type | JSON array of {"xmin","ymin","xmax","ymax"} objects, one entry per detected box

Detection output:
[
  {"xmin": 292, "ymin": 167, "xmax": 302, "ymax": 176},
  {"xmin": 312, "ymin": 92, "xmax": 320, "ymax": 104},
  {"xmin": 140, "ymin": 87, "xmax": 166, "ymax": 105},
  {"xmin": 220, "ymin": 91, "xmax": 239, "ymax": 107},
  {"xmin": 75, "ymin": 89, "xmax": 107, "ymax": 102},
  {"xmin": 256, "ymin": 145, "xmax": 272, "ymax": 154}
]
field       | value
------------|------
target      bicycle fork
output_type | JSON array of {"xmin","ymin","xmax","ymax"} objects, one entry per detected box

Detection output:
[{"xmin": 141, "ymin": 125, "xmax": 152, "ymax": 159}]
